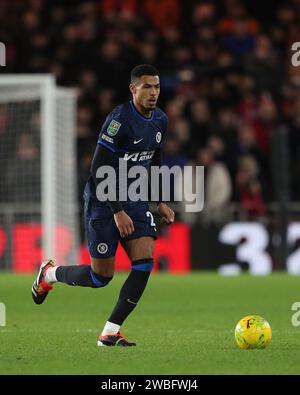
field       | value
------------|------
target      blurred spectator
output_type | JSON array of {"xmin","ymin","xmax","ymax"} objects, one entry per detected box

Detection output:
[
  {"xmin": 237, "ymin": 123, "xmax": 266, "ymax": 169},
  {"xmin": 235, "ymin": 154, "xmax": 267, "ymax": 216},
  {"xmin": 143, "ymin": 0, "xmax": 180, "ymax": 34},
  {"xmin": 162, "ymin": 135, "xmax": 188, "ymax": 168},
  {"xmin": 206, "ymin": 135, "xmax": 226, "ymax": 160},
  {"xmin": 222, "ymin": 18, "xmax": 256, "ymax": 58},
  {"xmin": 97, "ymin": 89, "xmax": 116, "ymax": 122},
  {"xmin": 193, "ymin": 3, "xmax": 216, "ymax": 26},
  {"xmin": 161, "ymin": 134, "xmax": 189, "ymax": 205},
  {"xmin": 218, "ymin": 0, "xmax": 260, "ymax": 35},
  {"xmin": 101, "ymin": 0, "xmax": 138, "ymax": 20},
  {"xmin": 172, "ymin": 117, "xmax": 190, "ymax": 148},
  {"xmin": 245, "ymin": 34, "xmax": 282, "ymax": 95},
  {"xmin": 189, "ymin": 98, "xmax": 214, "ymax": 152},
  {"xmin": 197, "ymin": 146, "xmax": 232, "ymax": 224}
]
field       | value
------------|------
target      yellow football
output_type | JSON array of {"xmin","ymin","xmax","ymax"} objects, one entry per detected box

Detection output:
[{"xmin": 234, "ymin": 315, "xmax": 272, "ymax": 349}]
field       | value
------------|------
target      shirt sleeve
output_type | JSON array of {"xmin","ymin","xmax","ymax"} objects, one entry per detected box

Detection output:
[
  {"xmin": 90, "ymin": 144, "xmax": 123, "ymax": 214},
  {"xmin": 97, "ymin": 112, "xmax": 130, "ymax": 153}
]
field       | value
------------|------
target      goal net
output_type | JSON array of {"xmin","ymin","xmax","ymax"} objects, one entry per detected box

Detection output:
[{"xmin": 0, "ymin": 75, "xmax": 79, "ymax": 272}]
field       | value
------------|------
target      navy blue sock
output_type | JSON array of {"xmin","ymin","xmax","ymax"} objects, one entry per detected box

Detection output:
[
  {"xmin": 108, "ymin": 258, "xmax": 153, "ymax": 325},
  {"xmin": 56, "ymin": 265, "xmax": 112, "ymax": 288}
]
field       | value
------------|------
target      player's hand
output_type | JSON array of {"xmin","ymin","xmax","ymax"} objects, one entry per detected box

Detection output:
[
  {"xmin": 157, "ymin": 203, "xmax": 175, "ymax": 224},
  {"xmin": 114, "ymin": 211, "xmax": 135, "ymax": 238}
]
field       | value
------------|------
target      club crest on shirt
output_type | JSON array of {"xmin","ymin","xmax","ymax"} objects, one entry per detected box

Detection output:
[
  {"xmin": 107, "ymin": 119, "xmax": 121, "ymax": 136},
  {"xmin": 156, "ymin": 131, "xmax": 162, "ymax": 143}
]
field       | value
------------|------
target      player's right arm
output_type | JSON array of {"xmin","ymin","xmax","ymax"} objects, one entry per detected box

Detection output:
[{"xmin": 91, "ymin": 112, "xmax": 134, "ymax": 237}]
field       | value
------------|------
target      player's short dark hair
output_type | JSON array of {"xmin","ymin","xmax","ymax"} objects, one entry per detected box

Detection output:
[{"xmin": 130, "ymin": 64, "xmax": 159, "ymax": 83}]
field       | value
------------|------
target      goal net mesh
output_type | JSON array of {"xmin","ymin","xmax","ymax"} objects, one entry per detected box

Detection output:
[{"xmin": 0, "ymin": 76, "xmax": 79, "ymax": 272}]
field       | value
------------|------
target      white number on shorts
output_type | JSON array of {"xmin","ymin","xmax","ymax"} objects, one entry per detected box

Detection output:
[{"xmin": 146, "ymin": 211, "xmax": 156, "ymax": 229}]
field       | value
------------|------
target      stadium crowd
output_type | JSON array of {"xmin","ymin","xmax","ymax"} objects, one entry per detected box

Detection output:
[{"xmin": 1, "ymin": 0, "xmax": 300, "ymax": 223}]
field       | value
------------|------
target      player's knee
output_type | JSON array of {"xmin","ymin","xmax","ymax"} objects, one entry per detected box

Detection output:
[
  {"xmin": 90, "ymin": 269, "xmax": 113, "ymax": 288},
  {"xmin": 131, "ymin": 258, "xmax": 154, "ymax": 273},
  {"xmin": 91, "ymin": 258, "xmax": 115, "ymax": 278}
]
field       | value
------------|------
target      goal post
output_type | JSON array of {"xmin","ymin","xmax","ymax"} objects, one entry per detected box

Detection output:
[{"xmin": 0, "ymin": 75, "xmax": 79, "ymax": 271}]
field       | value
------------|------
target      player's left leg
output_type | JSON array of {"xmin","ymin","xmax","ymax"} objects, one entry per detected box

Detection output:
[{"xmin": 98, "ymin": 236, "xmax": 154, "ymax": 347}]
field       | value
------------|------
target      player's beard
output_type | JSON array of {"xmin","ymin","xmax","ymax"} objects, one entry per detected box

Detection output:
[{"xmin": 140, "ymin": 101, "xmax": 155, "ymax": 114}]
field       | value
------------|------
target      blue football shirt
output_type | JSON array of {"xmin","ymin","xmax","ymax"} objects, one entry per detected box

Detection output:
[{"xmin": 86, "ymin": 100, "xmax": 168, "ymax": 205}]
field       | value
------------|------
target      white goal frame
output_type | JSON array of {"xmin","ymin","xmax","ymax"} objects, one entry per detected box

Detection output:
[{"xmin": 0, "ymin": 74, "xmax": 78, "ymax": 263}]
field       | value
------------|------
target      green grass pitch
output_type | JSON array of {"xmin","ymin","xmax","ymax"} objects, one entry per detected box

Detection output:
[{"xmin": 1, "ymin": 272, "xmax": 300, "ymax": 375}]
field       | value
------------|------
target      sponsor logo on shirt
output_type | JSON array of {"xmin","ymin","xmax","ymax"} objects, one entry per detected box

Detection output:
[{"xmin": 123, "ymin": 150, "xmax": 155, "ymax": 162}]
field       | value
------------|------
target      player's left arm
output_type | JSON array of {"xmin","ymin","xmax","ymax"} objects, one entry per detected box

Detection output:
[
  {"xmin": 151, "ymin": 149, "xmax": 175, "ymax": 225},
  {"xmin": 158, "ymin": 202, "xmax": 175, "ymax": 224}
]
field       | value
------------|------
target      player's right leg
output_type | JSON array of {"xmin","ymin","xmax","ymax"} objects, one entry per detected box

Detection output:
[
  {"xmin": 31, "ymin": 257, "xmax": 115, "ymax": 305},
  {"xmin": 32, "ymin": 200, "xmax": 119, "ymax": 305},
  {"xmin": 31, "ymin": 259, "xmax": 56, "ymax": 305}
]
